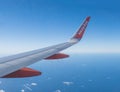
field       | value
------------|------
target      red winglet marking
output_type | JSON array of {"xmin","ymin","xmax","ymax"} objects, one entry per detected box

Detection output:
[{"xmin": 73, "ymin": 16, "xmax": 90, "ymax": 39}]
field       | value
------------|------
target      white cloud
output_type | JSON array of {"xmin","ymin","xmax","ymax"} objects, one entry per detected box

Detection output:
[
  {"xmin": 21, "ymin": 89, "xmax": 25, "ymax": 92},
  {"xmin": 0, "ymin": 81, "xmax": 2, "ymax": 85},
  {"xmin": 25, "ymin": 83, "xmax": 31, "ymax": 86},
  {"xmin": 47, "ymin": 77, "xmax": 52, "ymax": 80},
  {"xmin": 80, "ymin": 85, "xmax": 85, "ymax": 88},
  {"xmin": 54, "ymin": 89, "xmax": 61, "ymax": 92},
  {"xmin": 63, "ymin": 82, "xmax": 73, "ymax": 86},
  {"xmin": 31, "ymin": 83, "xmax": 37, "ymax": 86},
  {"xmin": 0, "ymin": 90, "xmax": 5, "ymax": 92},
  {"xmin": 106, "ymin": 76, "xmax": 111, "ymax": 80},
  {"xmin": 23, "ymin": 82, "xmax": 37, "ymax": 92},
  {"xmin": 24, "ymin": 84, "xmax": 32, "ymax": 91},
  {"xmin": 88, "ymin": 79, "xmax": 93, "ymax": 82}
]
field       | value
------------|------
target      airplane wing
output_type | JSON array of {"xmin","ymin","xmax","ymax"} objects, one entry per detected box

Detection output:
[{"xmin": 0, "ymin": 16, "xmax": 90, "ymax": 78}]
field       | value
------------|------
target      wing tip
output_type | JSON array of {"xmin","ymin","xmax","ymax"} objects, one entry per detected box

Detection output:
[
  {"xmin": 71, "ymin": 16, "xmax": 91, "ymax": 40},
  {"xmin": 86, "ymin": 16, "xmax": 91, "ymax": 21}
]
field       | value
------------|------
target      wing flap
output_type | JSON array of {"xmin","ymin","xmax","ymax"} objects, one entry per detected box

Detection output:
[
  {"xmin": 45, "ymin": 53, "xmax": 69, "ymax": 60},
  {"xmin": 2, "ymin": 67, "xmax": 41, "ymax": 78}
]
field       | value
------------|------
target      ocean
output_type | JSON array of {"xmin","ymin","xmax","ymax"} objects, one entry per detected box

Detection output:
[{"xmin": 0, "ymin": 54, "xmax": 120, "ymax": 92}]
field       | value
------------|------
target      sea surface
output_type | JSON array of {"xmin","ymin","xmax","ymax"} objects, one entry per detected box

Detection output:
[{"xmin": 0, "ymin": 54, "xmax": 120, "ymax": 92}]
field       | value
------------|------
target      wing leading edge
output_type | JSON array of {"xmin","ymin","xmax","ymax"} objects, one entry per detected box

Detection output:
[{"xmin": 0, "ymin": 16, "xmax": 90, "ymax": 78}]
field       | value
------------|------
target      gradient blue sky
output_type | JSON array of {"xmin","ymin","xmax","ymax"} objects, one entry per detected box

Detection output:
[{"xmin": 0, "ymin": 0, "xmax": 120, "ymax": 54}]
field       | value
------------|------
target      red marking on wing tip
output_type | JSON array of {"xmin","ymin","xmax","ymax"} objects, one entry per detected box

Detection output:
[
  {"xmin": 74, "ymin": 30, "xmax": 85, "ymax": 39},
  {"xmin": 73, "ymin": 16, "xmax": 90, "ymax": 39},
  {"xmin": 86, "ymin": 16, "xmax": 91, "ymax": 21}
]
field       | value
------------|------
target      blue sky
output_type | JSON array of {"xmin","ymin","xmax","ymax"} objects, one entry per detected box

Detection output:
[{"xmin": 0, "ymin": 0, "xmax": 120, "ymax": 54}]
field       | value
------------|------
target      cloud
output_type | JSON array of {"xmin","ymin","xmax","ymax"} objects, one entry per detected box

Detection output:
[
  {"xmin": 0, "ymin": 90, "xmax": 5, "ymax": 92},
  {"xmin": 22, "ymin": 82, "xmax": 38, "ymax": 91},
  {"xmin": 80, "ymin": 85, "xmax": 85, "ymax": 88},
  {"xmin": 106, "ymin": 76, "xmax": 111, "ymax": 80},
  {"xmin": 54, "ymin": 89, "xmax": 61, "ymax": 92},
  {"xmin": 31, "ymin": 83, "xmax": 37, "ymax": 86},
  {"xmin": 47, "ymin": 77, "xmax": 52, "ymax": 80},
  {"xmin": 24, "ymin": 84, "xmax": 32, "ymax": 91},
  {"xmin": 0, "ymin": 81, "xmax": 2, "ymax": 85},
  {"xmin": 21, "ymin": 89, "xmax": 25, "ymax": 92},
  {"xmin": 88, "ymin": 79, "xmax": 93, "ymax": 82},
  {"xmin": 63, "ymin": 82, "xmax": 73, "ymax": 86}
]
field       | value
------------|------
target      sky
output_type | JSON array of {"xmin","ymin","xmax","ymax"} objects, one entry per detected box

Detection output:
[{"xmin": 0, "ymin": 0, "xmax": 120, "ymax": 55}]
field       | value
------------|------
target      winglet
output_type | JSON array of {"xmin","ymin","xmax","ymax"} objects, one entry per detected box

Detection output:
[{"xmin": 71, "ymin": 16, "xmax": 90, "ymax": 41}]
